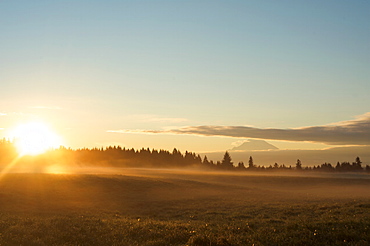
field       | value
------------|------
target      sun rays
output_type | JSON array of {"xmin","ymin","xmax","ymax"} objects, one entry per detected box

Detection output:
[{"xmin": 9, "ymin": 121, "xmax": 62, "ymax": 156}]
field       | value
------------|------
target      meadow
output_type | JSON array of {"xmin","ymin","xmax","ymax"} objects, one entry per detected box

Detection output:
[{"xmin": 1, "ymin": 168, "xmax": 370, "ymax": 245}]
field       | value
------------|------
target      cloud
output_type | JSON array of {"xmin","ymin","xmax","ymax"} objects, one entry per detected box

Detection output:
[
  {"xmin": 107, "ymin": 129, "xmax": 171, "ymax": 135},
  {"xmin": 110, "ymin": 113, "xmax": 370, "ymax": 146},
  {"xmin": 0, "ymin": 113, "xmax": 7, "ymax": 116},
  {"xmin": 169, "ymin": 113, "xmax": 370, "ymax": 145},
  {"xmin": 107, "ymin": 115, "xmax": 188, "ymax": 134}
]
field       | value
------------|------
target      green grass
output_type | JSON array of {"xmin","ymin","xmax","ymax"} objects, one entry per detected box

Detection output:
[{"xmin": 0, "ymin": 169, "xmax": 370, "ymax": 245}]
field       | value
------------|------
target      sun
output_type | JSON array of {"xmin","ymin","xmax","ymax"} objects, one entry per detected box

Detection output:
[{"xmin": 10, "ymin": 122, "xmax": 62, "ymax": 156}]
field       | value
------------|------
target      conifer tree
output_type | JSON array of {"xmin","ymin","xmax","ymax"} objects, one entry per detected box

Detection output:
[
  {"xmin": 296, "ymin": 159, "xmax": 302, "ymax": 170},
  {"xmin": 237, "ymin": 161, "xmax": 246, "ymax": 169},
  {"xmin": 221, "ymin": 151, "xmax": 234, "ymax": 169},
  {"xmin": 248, "ymin": 156, "xmax": 254, "ymax": 169}
]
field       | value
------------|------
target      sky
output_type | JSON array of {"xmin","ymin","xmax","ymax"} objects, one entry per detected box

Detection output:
[{"xmin": 1, "ymin": 1, "xmax": 370, "ymax": 158}]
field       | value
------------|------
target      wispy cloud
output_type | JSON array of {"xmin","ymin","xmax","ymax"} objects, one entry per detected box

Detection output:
[
  {"xmin": 0, "ymin": 113, "xmax": 7, "ymax": 116},
  {"xmin": 110, "ymin": 113, "xmax": 370, "ymax": 146},
  {"xmin": 107, "ymin": 129, "xmax": 166, "ymax": 135}
]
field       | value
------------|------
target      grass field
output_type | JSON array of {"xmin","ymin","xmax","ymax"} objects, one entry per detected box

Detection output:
[{"xmin": 1, "ymin": 168, "xmax": 370, "ymax": 245}]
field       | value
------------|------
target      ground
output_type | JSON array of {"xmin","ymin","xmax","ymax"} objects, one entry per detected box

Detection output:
[{"xmin": 0, "ymin": 168, "xmax": 370, "ymax": 245}]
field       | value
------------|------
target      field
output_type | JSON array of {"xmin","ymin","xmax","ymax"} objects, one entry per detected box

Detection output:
[{"xmin": 1, "ymin": 168, "xmax": 370, "ymax": 245}]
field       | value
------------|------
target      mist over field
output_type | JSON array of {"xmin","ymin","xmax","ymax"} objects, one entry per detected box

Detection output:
[
  {"xmin": 1, "ymin": 169, "xmax": 370, "ymax": 245},
  {"xmin": 1, "ymin": 169, "xmax": 370, "ymax": 212},
  {"xmin": 2, "ymin": 168, "xmax": 370, "ymax": 218}
]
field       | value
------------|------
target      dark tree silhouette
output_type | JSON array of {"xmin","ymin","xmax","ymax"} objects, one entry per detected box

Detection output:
[
  {"xmin": 237, "ymin": 161, "xmax": 246, "ymax": 169},
  {"xmin": 221, "ymin": 151, "xmax": 234, "ymax": 169},
  {"xmin": 248, "ymin": 156, "xmax": 254, "ymax": 169},
  {"xmin": 0, "ymin": 139, "xmax": 367, "ymax": 174},
  {"xmin": 334, "ymin": 157, "xmax": 364, "ymax": 172},
  {"xmin": 353, "ymin": 156, "xmax": 363, "ymax": 170},
  {"xmin": 366, "ymin": 165, "xmax": 370, "ymax": 173},
  {"xmin": 336, "ymin": 162, "xmax": 341, "ymax": 170},
  {"xmin": 203, "ymin": 155, "xmax": 210, "ymax": 165},
  {"xmin": 296, "ymin": 159, "xmax": 302, "ymax": 170},
  {"xmin": 320, "ymin": 162, "xmax": 334, "ymax": 171}
]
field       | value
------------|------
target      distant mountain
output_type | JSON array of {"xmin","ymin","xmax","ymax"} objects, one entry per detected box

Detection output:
[{"xmin": 231, "ymin": 139, "xmax": 279, "ymax": 151}]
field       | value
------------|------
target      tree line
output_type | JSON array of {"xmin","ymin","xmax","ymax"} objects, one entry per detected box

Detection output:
[
  {"xmin": 0, "ymin": 139, "xmax": 369, "ymax": 173},
  {"xmin": 221, "ymin": 151, "xmax": 369, "ymax": 173}
]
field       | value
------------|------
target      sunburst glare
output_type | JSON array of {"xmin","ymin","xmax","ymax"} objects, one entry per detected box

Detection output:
[{"xmin": 9, "ymin": 122, "xmax": 62, "ymax": 156}]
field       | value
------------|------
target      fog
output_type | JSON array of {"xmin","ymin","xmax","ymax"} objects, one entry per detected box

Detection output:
[{"xmin": 1, "ymin": 167, "xmax": 370, "ymax": 227}]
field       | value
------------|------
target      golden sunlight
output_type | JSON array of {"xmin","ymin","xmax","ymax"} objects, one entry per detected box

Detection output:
[
  {"xmin": 10, "ymin": 122, "xmax": 62, "ymax": 156},
  {"xmin": 45, "ymin": 164, "xmax": 69, "ymax": 174}
]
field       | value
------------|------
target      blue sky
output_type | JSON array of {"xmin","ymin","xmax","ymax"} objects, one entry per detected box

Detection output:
[{"xmin": 1, "ymin": 1, "xmax": 369, "ymax": 152}]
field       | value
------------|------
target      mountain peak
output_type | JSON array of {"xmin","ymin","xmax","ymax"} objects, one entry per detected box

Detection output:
[{"xmin": 231, "ymin": 139, "xmax": 278, "ymax": 151}]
